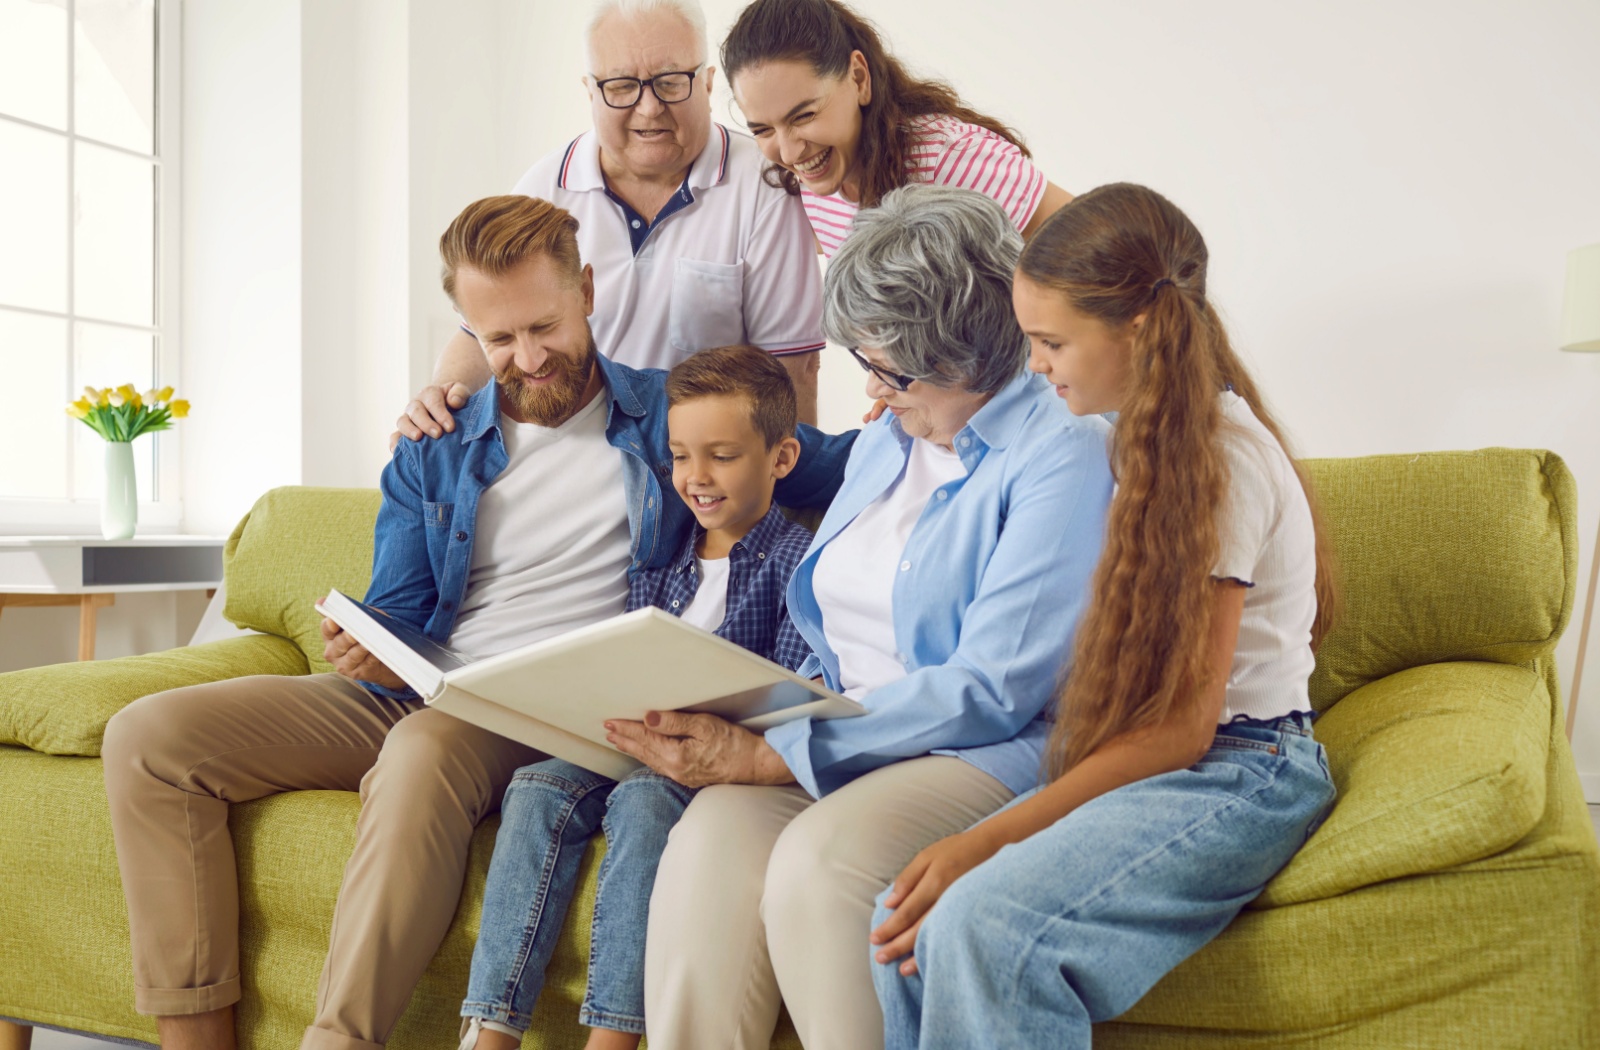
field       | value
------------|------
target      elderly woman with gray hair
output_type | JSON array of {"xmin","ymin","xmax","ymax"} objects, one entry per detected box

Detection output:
[{"xmin": 606, "ymin": 184, "xmax": 1115, "ymax": 1049}]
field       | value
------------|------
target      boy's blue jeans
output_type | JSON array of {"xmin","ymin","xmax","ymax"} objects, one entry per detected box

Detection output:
[
  {"xmin": 462, "ymin": 758, "xmax": 695, "ymax": 1035},
  {"xmin": 872, "ymin": 713, "xmax": 1336, "ymax": 1050}
]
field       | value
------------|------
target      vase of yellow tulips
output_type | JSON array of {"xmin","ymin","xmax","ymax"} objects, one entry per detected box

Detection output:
[{"xmin": 66, "ymin": 385, "xmax": 190, "ymax": 540}]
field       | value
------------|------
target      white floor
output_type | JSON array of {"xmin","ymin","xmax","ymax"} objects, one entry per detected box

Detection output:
[
  {"xmin": 31, "ymin": 1030, "xmax": 142, "ymax": 1049},
  {"xmin": 26, "ymin": 805, "xmax": 1600, "ymax": 1048}
]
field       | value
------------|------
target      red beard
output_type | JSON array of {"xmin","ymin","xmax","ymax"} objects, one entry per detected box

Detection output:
[{"xmin": 497, "ymin": 339, "xmax": 596, "ymax": 427}]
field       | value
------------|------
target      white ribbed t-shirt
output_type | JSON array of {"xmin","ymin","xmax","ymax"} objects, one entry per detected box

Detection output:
[
  {"xmin": 1211, "ymin": 392, "xmax": 1318, "ymax": 721},
  {"xmin": 802, "ymin": 115, "xmax": 1047, "ymax": 258},
  {"xmin": 447, "ymin": 394, "xmax": 631, "ymax": 661},
  {"xmin": 810, "ymin": 437, "xmax": 968, "ymax": 699}
]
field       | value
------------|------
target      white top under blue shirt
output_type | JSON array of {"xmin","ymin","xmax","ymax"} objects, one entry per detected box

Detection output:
[{"xmin": 772, "ymin": 371, "xmax": 1116, "ymax": 799}]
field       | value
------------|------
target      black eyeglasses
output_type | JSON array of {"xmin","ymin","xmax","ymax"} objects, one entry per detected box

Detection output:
[
  {"xmin": 846, "ymin": 346, "xmax": 918, "ymax": 392},
  {"xmin": 592, "ymin": 69, "xmax": 700, "ymax": 109}
]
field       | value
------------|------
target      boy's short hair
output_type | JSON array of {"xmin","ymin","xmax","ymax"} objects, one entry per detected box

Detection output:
[
  {"xmin": 439, "ymin": 195, "xmax": 583, "ymax": 304},
  {"xmin": 666, "ymin": 345, "xmax": 798, "ymax": 448}
]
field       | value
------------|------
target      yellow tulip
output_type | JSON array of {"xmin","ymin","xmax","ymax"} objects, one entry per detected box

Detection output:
[
  {"xmin": 169, "ymin": 399, "xmax": 190, "ymax": 418},
  {"xmin": 95, "ymin": 388, "xmax": 110, "ymax": 407},
  {"xmin": 155, "ymin": 386, "xmax": 174, "ymax": 403},
  {"xmin": 130, "ymin": 392, "xmax": 144, "ymax": 410},
  {"xmin": 108, "ymin": 390, "xmax": 126, "ymax": 407},
  {"xmin": 66, "ymin": 401, "xmax": 90, "ymax": 419},
  {"xmin": 117, "ymin": 384, "xmax": 138, "ymax": 402}
]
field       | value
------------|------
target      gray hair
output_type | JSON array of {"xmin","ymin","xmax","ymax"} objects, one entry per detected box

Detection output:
[
  {"xmin": 586, "ymin": 0, "xmax": 709, "ymax": 68},
  {"xmin": 823, "ymin": 184, "xmax": 1028, "ymax": 395}
]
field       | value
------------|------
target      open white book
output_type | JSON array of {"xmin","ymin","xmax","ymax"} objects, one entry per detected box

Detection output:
[{"xmin": 316, "ymin": 590, "xmax": 866, "ymax": 780}]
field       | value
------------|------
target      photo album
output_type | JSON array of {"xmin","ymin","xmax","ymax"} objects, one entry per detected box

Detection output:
[{"xmin": 316, "ymin": 591, "xmax": 866, "ymax": 778}]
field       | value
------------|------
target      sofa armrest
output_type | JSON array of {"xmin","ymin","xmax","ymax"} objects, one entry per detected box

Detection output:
[
  {"xmin": 0, "ymin": 634, "xmax": 309, "ymax": 757},
  {"xmin": 1256, "ymin": 660, "xmax": 1550, "ymax": 907}
]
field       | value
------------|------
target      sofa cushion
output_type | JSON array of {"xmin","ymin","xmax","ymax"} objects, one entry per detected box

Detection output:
[
  {"xmin": 0, "ymin": 635, "xmax": 308, "ymax": 757},
  {"xmin": 1255, "ymin": 661, "xmax": 1549, "ymax": 907},
  {"xmin": 1303, "ymin": 449, "xmax": 1574, "ymax": 710},
  {"xmin": 223, "ymin": 486, "xmax": 384, "ymax": 673}
]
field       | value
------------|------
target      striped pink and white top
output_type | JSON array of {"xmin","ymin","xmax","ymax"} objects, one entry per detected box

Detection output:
[{"xmin": 801, "ymin": 114, "xmax": 1047, "ymax": 258}]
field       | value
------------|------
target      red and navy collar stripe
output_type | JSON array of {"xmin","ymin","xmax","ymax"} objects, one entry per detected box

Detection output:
[
  {"xmin": 713, "ymin": 123, "xmax": 730, "ymax": 185},
  {"xmin": 559, "ymin": 126, "xmax": 729, "ymax": 190},
  {"xmin": 556, "ymin": 135, "xmax": 583, "ymax": 190}
]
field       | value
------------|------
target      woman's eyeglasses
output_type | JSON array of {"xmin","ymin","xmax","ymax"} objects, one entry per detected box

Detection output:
[{"xmin": 846, "ymin": 346, "xmax": 917, "ymax": 392}]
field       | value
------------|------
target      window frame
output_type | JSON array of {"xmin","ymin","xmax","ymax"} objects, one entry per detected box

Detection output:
[{"xmin": 0, "ymin": 0, "xmax": 182, "ymax": 535}]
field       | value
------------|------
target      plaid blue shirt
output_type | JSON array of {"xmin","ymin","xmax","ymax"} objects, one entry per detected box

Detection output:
[{"xmin": 627, "ymin": 502, "xmax": 814, "ymax": 671}]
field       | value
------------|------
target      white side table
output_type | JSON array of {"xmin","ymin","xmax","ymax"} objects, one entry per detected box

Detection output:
[{"xmin": 0, "ymin": 536, "xmax": 225, "ymax": 661}]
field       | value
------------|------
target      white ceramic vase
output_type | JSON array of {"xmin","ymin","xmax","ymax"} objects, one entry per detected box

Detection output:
[{"xmin": 102, "ymin": 441, "xmax": 137, "ymax": 540}]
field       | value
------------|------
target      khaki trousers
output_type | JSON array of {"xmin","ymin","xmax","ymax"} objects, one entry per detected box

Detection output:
[
  {"xmin": 643, "ymin": 756, "xmax": 1014, "ymax": 1050},
  {"xmin": 101, "ymin": 673, "xmax": 539, "ymax": 1050}
]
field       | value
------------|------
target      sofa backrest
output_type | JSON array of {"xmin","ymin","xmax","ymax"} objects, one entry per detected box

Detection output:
[
  {"xmin": 219, "ymin": 448, "xmax": 1576, "ymax": 710},
  {"xmin": 223, "ymin": 486, "xmax": 383, "ymax": 673},
  {"xmin": 1303, "ymin": 448, "xmax": 1575, "ymax": 711}
]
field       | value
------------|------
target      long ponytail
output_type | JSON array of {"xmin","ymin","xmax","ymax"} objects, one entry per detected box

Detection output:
[{"xmin": 1019, "ymin": 184, "xmax": 1340, "ymax": 777}]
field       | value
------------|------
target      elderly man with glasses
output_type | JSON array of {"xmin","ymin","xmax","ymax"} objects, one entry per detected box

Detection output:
[{"xmin": 396, "ymin": 0, "xmax": 825, "ymax": 442}]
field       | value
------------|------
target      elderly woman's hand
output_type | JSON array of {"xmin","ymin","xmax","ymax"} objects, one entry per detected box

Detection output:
[{"xmin": 605, "ymin": 711, "xmax": 797, "ymax": 788}]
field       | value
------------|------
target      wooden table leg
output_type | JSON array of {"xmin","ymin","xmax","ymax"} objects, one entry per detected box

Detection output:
[
  {"xmin": 0, "ymin": 1019, "xmax": 33, "ymax": 1050},
  {"xmin": 77, "ymin": 593, "xmax": 115, "ymax": 662}
]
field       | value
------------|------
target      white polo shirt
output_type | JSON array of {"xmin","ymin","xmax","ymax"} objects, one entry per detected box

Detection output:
[{"xmin": 507, "ymin": 123, "xmax": 826, "ymax": 372}]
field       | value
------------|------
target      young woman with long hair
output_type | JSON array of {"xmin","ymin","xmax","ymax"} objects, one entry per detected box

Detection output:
[
  {"xmin": 865, "ymin": 182, "xmax": 1340, "ymax": 1049},
  {"xmin": 720, "ymin": 0, "xmax": 1073, "ymax": 257}
]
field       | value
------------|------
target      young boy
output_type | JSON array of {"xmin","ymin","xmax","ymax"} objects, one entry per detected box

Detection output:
[{"xmin": 459, "ymin": 345, "xmax": 817, "ymax": 1050}]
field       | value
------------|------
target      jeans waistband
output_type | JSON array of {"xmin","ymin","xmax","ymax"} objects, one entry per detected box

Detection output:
[{"xmin": 1223, "ymin": 710, "xmax": 1315, "ymax": 738}]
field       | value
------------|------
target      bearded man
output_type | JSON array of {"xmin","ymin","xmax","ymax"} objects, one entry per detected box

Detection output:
[{"xmin": 99, "ymin": 195, "xmax": 853, "ymax": 1050}]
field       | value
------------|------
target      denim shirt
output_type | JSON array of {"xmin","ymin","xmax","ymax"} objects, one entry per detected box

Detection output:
[
  {"xmin": 360, "ymin": 354, "xmax": 854, "ymax": 697},
  {"xmin": 768, "ymin": 372, "xmax": 1115, "ymax": 799},
  {"xmin": 626, "ymin": 502, "xmax": 814, "ymax": 671}
]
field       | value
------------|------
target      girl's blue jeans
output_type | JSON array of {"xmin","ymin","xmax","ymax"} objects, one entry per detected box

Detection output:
[
  {"xmin": 461, "ymin": 758, "xmax": 695, "ymax": 1035},
  {"xmin": 872, "ymin": 712, "xmax": 1336, "ymax": 1050}
]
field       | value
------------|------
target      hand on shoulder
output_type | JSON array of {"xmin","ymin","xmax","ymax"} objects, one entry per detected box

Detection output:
[{"xmin": 389, "ymin": 383, "xmax": 472, "ymax": 451}]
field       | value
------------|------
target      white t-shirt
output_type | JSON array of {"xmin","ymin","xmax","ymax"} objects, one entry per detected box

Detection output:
[
  {"xmin": 802, "ymin": 115, "xmax": 1048, "ymax": 258},
  {"xmin": 1211, "ymin": 391, "xmax": 1318, "ymax": 721},
  {"xmin": 510, "ymin": 124, "xmax": 826, "ymax": 370},
  {"xmin": 678, "ymin": 556, "xmax": 730, "ymax": 632},
  {"xmin": 810, "ymin": 437, "xmax": 968, "ymax": 699},
  {"xmin": 447, "ymin": 394, "xmax": 631, "ymax": 660}
]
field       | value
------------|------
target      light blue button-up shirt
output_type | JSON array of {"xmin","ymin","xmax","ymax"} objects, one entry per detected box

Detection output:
[{"xmin": 769, "ymin": 371, "xmax": 1115, "ymax": 798}]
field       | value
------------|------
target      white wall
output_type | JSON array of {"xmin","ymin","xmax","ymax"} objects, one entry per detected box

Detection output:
[
  {"xmin": 300, "ymin": 0, "xmax": 413, "ymax": 490},
  {"xmin": 181, "ymin": 0, "xmax": 303, "ymax": 532},
  {"xmin": 183, "ymin": 0, "xmax": 423, "ymax": 531}
]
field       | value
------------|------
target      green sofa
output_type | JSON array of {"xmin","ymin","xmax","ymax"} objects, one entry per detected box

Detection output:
[{"xmin": 1, "ymin": 448, "xmax": 1597, "ymax": 1049}]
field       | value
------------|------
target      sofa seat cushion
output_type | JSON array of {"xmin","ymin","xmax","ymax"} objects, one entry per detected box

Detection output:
[
  {"xmin": 0, "ymin": 635, "xmax": 308, "ymax": 757},
  {"xmin": 1256, "ymin": 661, "xmax": 1549, "ymax": 908},
  {"xmin": 1106, "ymin": 857, "xmax": 1596, "ymax": 1047}
]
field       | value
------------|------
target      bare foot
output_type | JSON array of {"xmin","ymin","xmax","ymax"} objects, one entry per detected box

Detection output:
[{"xmin": 583, "ymin": 1027, "xmax": 641, "ymax": 1050}]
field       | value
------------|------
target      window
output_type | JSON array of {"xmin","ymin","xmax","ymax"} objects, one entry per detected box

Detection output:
[{"xmin": 0, "ymin": 0, "xmax": 179, "ymax": 530}]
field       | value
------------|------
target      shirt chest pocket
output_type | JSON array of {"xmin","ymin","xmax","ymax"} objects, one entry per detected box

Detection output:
[
  {"xmin": 422, "ymin": 501, "xmax": 455, "ymax": 561},
  {"xmin": 669, "ymin": 258, "xmax": 745, "ymax": 355}
]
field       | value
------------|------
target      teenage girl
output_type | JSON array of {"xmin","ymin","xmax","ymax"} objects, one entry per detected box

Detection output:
[
  {"xmin": 866, "ymin": 182, "xmax": 1340, "ymax": 1049},
  {"xmin": 720, "ymin": 0, "xmax": 1073, "ymax": 258}
]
